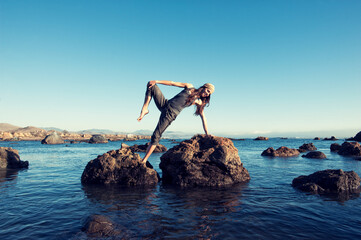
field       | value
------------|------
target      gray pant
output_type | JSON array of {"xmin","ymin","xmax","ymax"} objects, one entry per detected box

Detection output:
[{"xmin": 146, "ymin": 85, "xmax": 178, "ymax": 145}]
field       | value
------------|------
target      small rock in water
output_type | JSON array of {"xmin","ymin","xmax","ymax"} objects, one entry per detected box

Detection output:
[
  {"xmin": 41, "ymin": 132, "xmax": 64, "ymax": 145},
  {"xmin": 298, "ymin": 143, "xmax": 317, "ymax": 153},
  {"xmin": 302, "ymin": 151, "xmax": 326, "ymax": 159},
  {"xmin": 292, "ymin": 169, "xmax": 361, "ymax": 200},
  {"xmin": 254, "ymin": 136, "xmax": 269, "ymax": 141},
  {"xmin": 261, "ymin": 146, "xmax": 300, "ymax": 157},
  {"xmin": 88, "ymin": 134, "xmax": 108, "ymax": 144},
  {"xmin": 160, "ymin": 134, "xmax": 250, "ymax": 187},
  {"xmin": 0, "ymin": 147, "xmax": 29, "ymax": 169},
  {"xmin": 82, "ymin": 215, "xmax": 122, "ymax": 238},
  {"xmin": 330, "ymin": 143, "xmax": 342, "ymax": 152},
  {"xmin": 338, "ymin": 142, "xmax": 361, "ymax": 156}
]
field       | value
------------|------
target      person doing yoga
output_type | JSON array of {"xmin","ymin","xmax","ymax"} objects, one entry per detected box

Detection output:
[{"xmin": 137, "ymin": 80, "xmax": 215, "ymax": 164}]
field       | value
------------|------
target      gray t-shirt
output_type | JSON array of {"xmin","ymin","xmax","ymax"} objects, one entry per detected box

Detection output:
[{"xmin": 168, "ymin": 87, "xmax": 194, "ymax": 114}]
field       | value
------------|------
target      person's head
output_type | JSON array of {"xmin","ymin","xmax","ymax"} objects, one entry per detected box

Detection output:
[
  {"xmin": 186, "ymin": 83, "xmax": 215, "ymax": 116},
  {"xmin": 200, "ymin": 83, "xmax": 215, "ymax": 98}
]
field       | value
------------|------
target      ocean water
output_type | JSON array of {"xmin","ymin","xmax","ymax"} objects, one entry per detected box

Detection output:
[{"xmin": 1, "ymin": 138, "xmax": 361, "ymax": 240}]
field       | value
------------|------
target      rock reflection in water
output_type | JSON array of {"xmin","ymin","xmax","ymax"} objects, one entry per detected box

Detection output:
[
  {"xmin": 0, "ymin": 169, "xmax": 20, "ymax": 183},
  {"xmin": 82, "ymin": 183, "xmax": 247, "ymax": 239}
]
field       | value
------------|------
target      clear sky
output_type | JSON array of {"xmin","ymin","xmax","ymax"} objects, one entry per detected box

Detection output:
[{"xmin": 1, "ymin": 0, "xmax": 360, "ymax": 137}]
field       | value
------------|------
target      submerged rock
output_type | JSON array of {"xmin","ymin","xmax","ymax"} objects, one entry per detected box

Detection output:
[
  {"xmin": 261, "ymin": 147, "xmax": 300, "ymax": 157},
  {"xmin": 82, "ymin": 215, "xmax": 121, "ymax": 238},
  {"xmin": 129, "ymin": 142, "xmax": 167, "ymax": 153},
  {"xmin": 159, "ymin": 135, "xmax": 250, "ymax": 187},
  {"xmin": 292, "ymin": 169, "xmax": 361, "ymax": 198},
  {"xmin": 0, "ymin": 147, "xmax": 29, "ymax": 169},
  {"xmin": 41, "ymin": 132, "xmax": 64, "ymax": 144},
  {"xmin": 81, "ymin": 147, "xmax": 160, "ymax": 186},
  {"xmin": 298, "ymin": 143, "xmax": 317, "ymax": 153},
  {"xmin": 338, "ymin": 142, "xmax": 361, "ymax": 156},
  {"xmin": 330, "ymin": 143, "xmax": 342, "ymax": 152},
  {"xmin": 254, "ymin": 136, "xmax": 269, "ymax": 141},
  {"xmin": 89, "ymin": 134, "xmax": 108, "ymax": 144},
  {"xmin": 302, "ymin": 151, "xmax": 326, "ymax": 159}
]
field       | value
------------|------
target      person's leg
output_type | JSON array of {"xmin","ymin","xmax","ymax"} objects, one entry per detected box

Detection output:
[
  {"xmin": 137, "ymin": 84, "xmax": 167, "ymax": 121},
  {"xmin": 142, "ymin": 110, "xmax": 176, "ymax": 163}
]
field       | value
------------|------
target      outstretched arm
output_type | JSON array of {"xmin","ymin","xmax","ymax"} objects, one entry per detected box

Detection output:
[
  {"xmin": 200, "ymin": 110, "xmax": 209, "ymax": 135},
  {"xmin": 148, "ymin": 80, "xmax": 193, "ymax": 89}
]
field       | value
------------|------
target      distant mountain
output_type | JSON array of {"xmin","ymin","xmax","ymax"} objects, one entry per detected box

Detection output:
[
  {"xmin": 76, "ymin": 129, "xmax": 126, "ymax": 135},
  {"xmin": 42, "ymin": 127, "xmax": 65, "ymax": 132},
  {"xmin": 132, "ymin": 129, "xmax": 153, "ymax": 135},
  {"xmin": 0, "ymin": 123, "xmax": 21, "ymax": 132}
]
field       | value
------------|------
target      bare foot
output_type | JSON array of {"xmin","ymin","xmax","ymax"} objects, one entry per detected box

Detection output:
[{"xmin": 137, "ymin": 109, "xmax": 149, "ymax": 122}]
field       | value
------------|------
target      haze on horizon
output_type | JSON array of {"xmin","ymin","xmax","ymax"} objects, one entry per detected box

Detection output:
[{"xmin": 1, "ymin": 1, "xmax": 360, "ymax": 138}]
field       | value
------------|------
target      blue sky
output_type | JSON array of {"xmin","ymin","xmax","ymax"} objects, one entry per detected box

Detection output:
[{"xmin": 1, "ymin": 0, "xmax": 360, "ymax": 137}]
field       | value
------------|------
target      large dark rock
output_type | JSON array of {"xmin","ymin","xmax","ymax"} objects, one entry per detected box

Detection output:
[
  {"xmin": 338, "ymin": 142, "xmax": 361, "ymax": 156},
  {"xmin": 314, "ymin": 137, "xmax": 321, "ymax": 140},
  {"xmin": 298, "ymin": 143, "xmax": 317, "ymax": 153},
  {"xmin": 89, "ymin": 134, "xmax": 108, "ymax": 144},
  {"xmin": 0, "ymin": 147, "xmax": 29, "ymax": 169},
  {"xmin": 82, "ymin": 215, "xmax": 121, "ymax": 238},
  {"xmin": 292, "ymin": 169, "xmax": 361, "ymax": 197},
  {"xmin": 81, "ymin": 147, "xmax": 160, "ymax": 186},
  {"xmin": 41, "ymin": 132, "xmax": 64, "ymax": 144},
  {"xmin": 254, "ymin": 136, "xmax": 269, "ymax": 141},
  {"xmin": 159, "ymin": 135, "xmax": 250, "ymax": 187},
  {"xmin": 302, "ymin": 151, "xmax": 327, "ymax": 159},
  {"xmin": 330, "ymin": 143, "xmax": 342, "ymax": 152},
  {"xmin": 261, "ymin": 147, "xmax": 300, "ymax": 157},
  {"xmin": 129, "ymin": 142, "xmax": 167, "ymax": 153},
  {"xmin": 348, "ymin": 131, "xmax": 361, "ymax": 142}
]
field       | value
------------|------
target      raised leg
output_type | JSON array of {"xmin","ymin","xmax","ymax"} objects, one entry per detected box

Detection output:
[{"xmin": 137, "ymin": 96, "xmax": 151, "ymax": 122}]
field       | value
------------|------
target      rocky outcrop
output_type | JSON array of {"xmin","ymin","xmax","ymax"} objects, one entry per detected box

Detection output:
[
  {"xmin": 330, "ymin": 143, "xmax": 342, "ymax": 152},
  {"xmin": 159, "ymin": 135, "xmax": 250, "ymax": 187},
  {"xmin": 323, "ymin": 136, "xmax": 338, "ymax": 141},
  {"xmin": 88, "ymin": 135, "xmax": 108, "ymax": 144},
  {"xmin": 298, "ymin": 143, "xmax": 317, "ymax": 153},
  {"xmin": 261, "ymin": 147, "xmax": 300, "ymax": 157},
  {"xmin": 347, "ymin": 131, "xmax": 361, "ymax": 142},
  {"xmin": 0, "ymin": 147, "xmax": 29, "ymax": 169},
  {"xmin": 129, "ymin": 142, "xmax": 167, "ymax": 153},
  {"xmin": 41, "ymin": 132, "xmax": 64, "ymax": 144},
  {"xmin": 302, "ymin": 151, "xmax": 326, "ymax": 159},
  {"xmin": 314, "ymin": 137, "xmax": 321, "ymax": 140},
  {"xmin": 81, "ymin": 146, "xmax": 159, "ymax": 186},
  {"xmin": 82, "ymin": 215, "xmax": 122, "ymax": 238},
  {"xmin": 338, "ymin": 142, "xmax": 361, "ymax": 156},
  {"xmin": 292, "ymin": 169, "xmax": 361, "ymax": 198},
  {"xmin": 254, "ymin": 136, "xmax": 268, "ymax": 141}
]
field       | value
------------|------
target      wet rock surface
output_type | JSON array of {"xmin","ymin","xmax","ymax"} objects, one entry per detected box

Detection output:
[
  {"xmin": 41, "ymin": 132, "xmax": 64, "ymax": 145},
  {"xmin": 302, "ymin": 151, "xmax": 327, "ymax": 159},
  {"xmin": 159, "ymin": 135, "xmax": 250, "ymax": 187},
  {"xmin": 81, "ymin": 147, "xmax": 160, "ymax": 186},
  {"xmin": 129, "ymin": 142, "xmax": 167, "ymax": 153},
  {"xmin": 88, "ymin": 134, "xmax": 108, "ymax": 144},
  {"xmin": 261, "ymin": 146, "xmax": 300, "ymax": 157},
  {"xmin": 338, "ymin": 142, "xmax": 361, "ymax": 156},
  {"xmin": 0, "ymin": 147, "xmax": 29, "ymax": 169},
  {"xmin": 298, "ymin": 143, "xmax": 317, "ymax": 153},
  {"xmin": 292, "ymin": 169, "xmax": 361, "ymax": 199}
]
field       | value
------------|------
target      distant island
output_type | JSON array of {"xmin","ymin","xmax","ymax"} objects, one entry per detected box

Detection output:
[{"xmin": 0, "ymin": 123, "xmax": 150, "ymax": 142}]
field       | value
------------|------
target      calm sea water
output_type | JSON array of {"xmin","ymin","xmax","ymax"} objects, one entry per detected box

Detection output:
[{"xmin": 1, "ymin": 138, "xmax": 361, "ymax": 240}]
